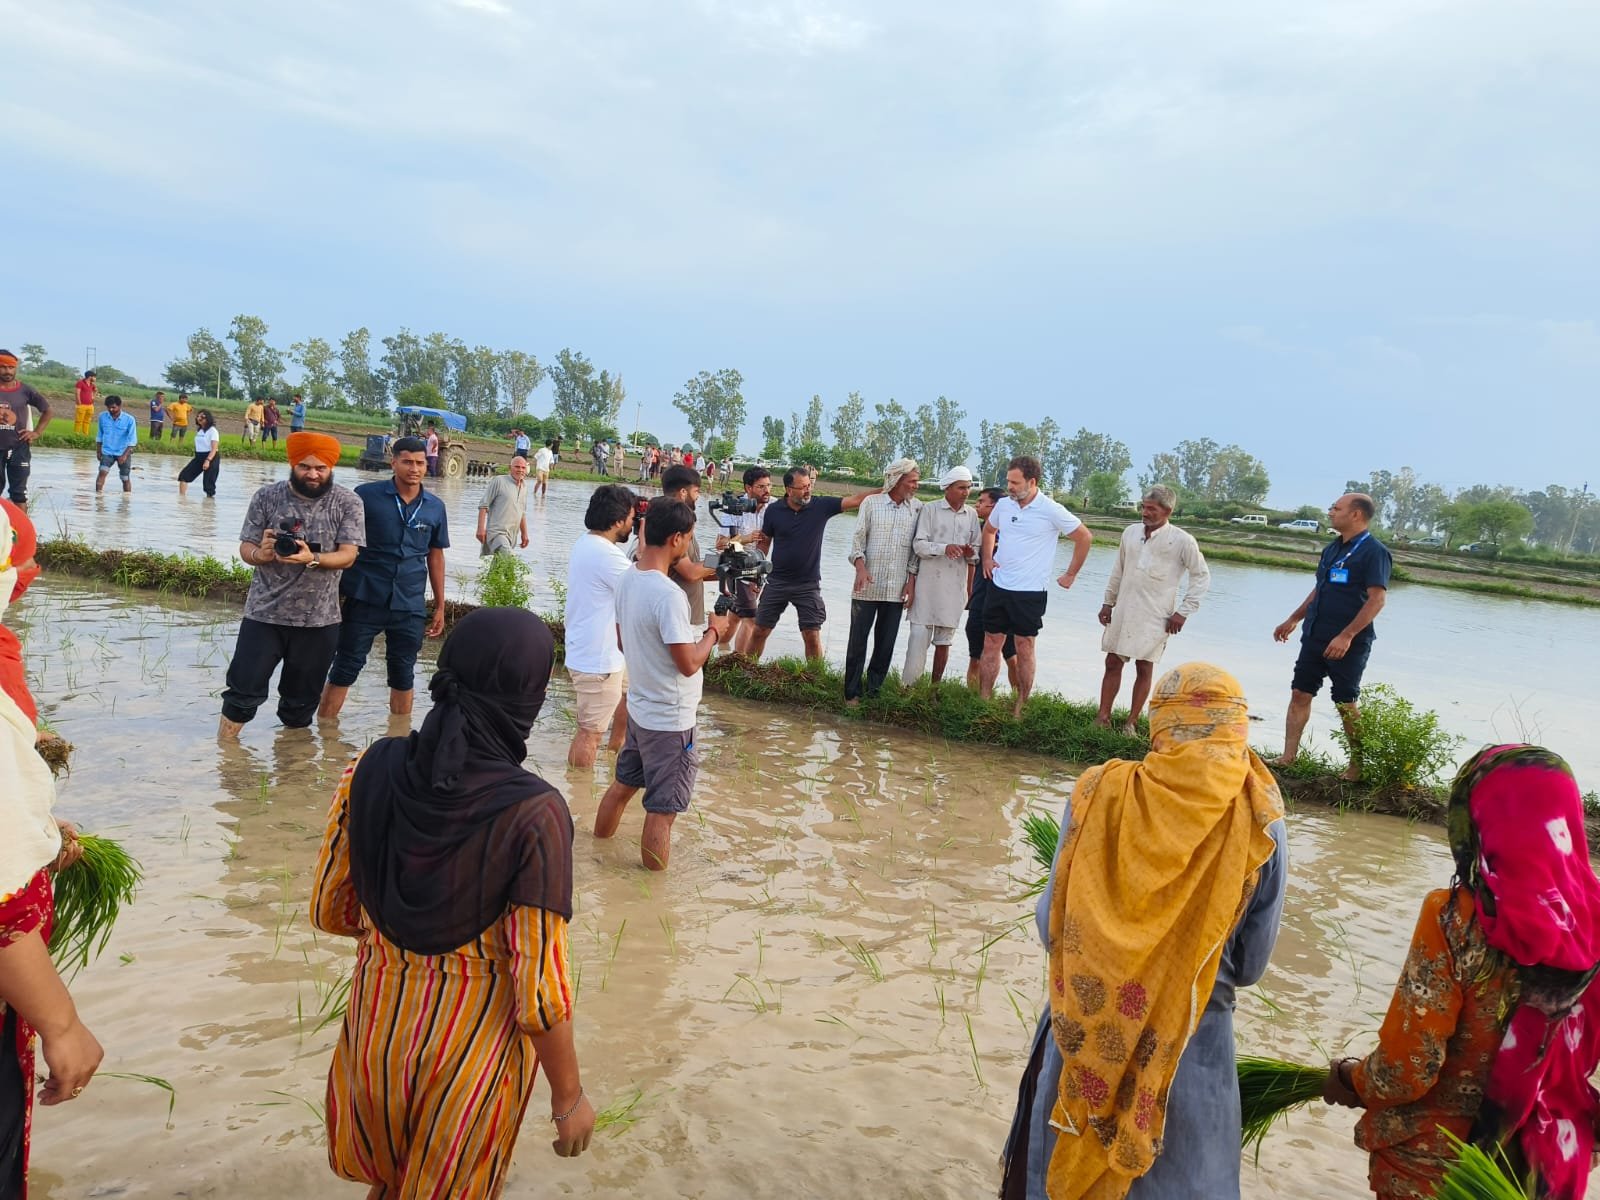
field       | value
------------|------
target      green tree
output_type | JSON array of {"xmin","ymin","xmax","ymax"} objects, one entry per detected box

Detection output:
[
  {"xmin": 760, "ymin": 415, "xmax": 786, "ymax": 459},
  {"xmin": 396, "ymin": 381, "xmax": 446, "ymax": 409},
  {"xmin": 19, "ymin": 344, "xmax": 46, "ymax": 371},
  {"xmin": 448, "ymin": 343, "xmax": 501, "ymax": 417},
  {"xmin": 800, "ymin": 394, "xmax": 824, "ymax": 445},
  {"xmin": 671, "ymin": 368, "xmax": 745, "ymax": 449},
  {"xmin": 338, "ymin": 327, "xmax": 387, "ymax": 411},
  {"xmin": 227, "ymin": 314, "xmax": 284, "ymax": 398},
  {"xmin": 380, "ymin": 328, "xmax": 450, "ymax": 398},
  {"xmin": 289, "ymin": 336, "xmax": 341, "ymax": 408},
  {"xmin": 863, "ymin": 399, "xmax": 907, "ymax": 467},
  {"xmin": 549, "ymin": 348, "xmax": 616, "ymax": 427},
  {"xmin": 1470, "ymin": 499, "xmax": 1535, "ymax": 546},
  {"xmin": 1084, "ymin": 470, "xmax": 1129, "ymax": 511},
  {"xmin": 496, "ymin": 350, "xmax": 545, "ymax": 416},
  {"xmin": 597, "ymin": 369, "xmax": 628, "ymax": 429},
  {"xmin": 165, "ymin": 327, "xmax": 234, "ymax": 398},
  {"xmin": 1061, "ymin": 428, "xmax": 1133, "ymax": 493},
  {"xmin": 790, "ymin": 440, "xmax": 830, "ymax": 469},
  {"xmin": 1036, "ymin": 417, "xmax": 1065, "ymax": 488},
  {"xmin": 829, "ymin": 391, "xmax": 866, "ymax": 451}
]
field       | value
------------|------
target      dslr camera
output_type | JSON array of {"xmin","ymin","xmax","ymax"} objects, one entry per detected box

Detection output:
[{"xmin": 273, "ymin": 518, "xmax": 305, "ymax": 558}]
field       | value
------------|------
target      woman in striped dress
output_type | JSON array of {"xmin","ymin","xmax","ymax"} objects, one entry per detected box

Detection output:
[{"xmin": 312, "ymin": 608, "xmax": 594, "ymax": 1199}]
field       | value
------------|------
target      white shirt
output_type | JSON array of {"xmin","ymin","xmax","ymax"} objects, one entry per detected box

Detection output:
[
  {"xmin": 193, "ymin": 427, "xmax": 220, "ymax": 453},
  {"xmin": 563, "ymin": 533, "xmax": 631, "ymax": 674},
  {"xmin": 986, "ymin": 492, "xmax": 1082, "ymax": 592},
  {"xmin": 1101, "ymin": 522, "xmax": 1211, "ymax": 663},
  {"xmin": 616, "ymin": 565, "xmax": 702, "ymax": 731},
  {"xmin": 533, "ymin": 446, "xmax": 554, "ymax": 472}
]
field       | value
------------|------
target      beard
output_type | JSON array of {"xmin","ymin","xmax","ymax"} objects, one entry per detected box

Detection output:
[{"xmin": 290, "ymin": 471, "xmax": 334, "ymax": 499}]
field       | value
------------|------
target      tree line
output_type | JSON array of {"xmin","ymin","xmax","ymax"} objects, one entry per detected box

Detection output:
[{"xmin": 1345, "ymin": 468, "xmax": 1598, "ymax": 555}]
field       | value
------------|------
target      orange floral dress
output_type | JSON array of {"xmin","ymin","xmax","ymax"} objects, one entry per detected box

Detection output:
[{"xmin": 1351, "ymin": 887, "xmax": 1516, "ymax": 1200}]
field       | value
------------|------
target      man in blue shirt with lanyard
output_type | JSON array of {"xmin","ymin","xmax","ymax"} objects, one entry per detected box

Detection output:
[
  {"xmin": 1271, "ymin": 492, "xmax": 1391, "ymax": 780},
  {"xmin": 318, "ymin": 436, "xmax": 450, "ymax": 721}
]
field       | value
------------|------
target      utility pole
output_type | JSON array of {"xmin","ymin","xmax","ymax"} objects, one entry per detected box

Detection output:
[
  {"xmin": 84, "ymin": 346, "xmax": 97, "ymax": 372},
  {"xmin": 1568, "ymin": 482, "xmax": 1590, "ymax": 553},
  {"xmin": 633, "ymin": 401, "xmax": 641, "ymax": 448}
]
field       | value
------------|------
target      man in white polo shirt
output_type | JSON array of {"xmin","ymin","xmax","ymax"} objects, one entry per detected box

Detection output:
[
  {"xmin": 979, "ymin": 454, "xmax": 1094, "ymax": 716},
  {"xmin": 564, "ymin": 484, "xmax": 636, "ymax": 767}
]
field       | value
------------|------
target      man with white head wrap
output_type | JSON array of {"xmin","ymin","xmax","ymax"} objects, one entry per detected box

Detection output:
[
  {"xmin": 843, "ymin": 458, "xmax": 922, "ymax": 704},
  {"xmin": 901, "ymin": 465, "xmax": 980, "ymax": 684}
]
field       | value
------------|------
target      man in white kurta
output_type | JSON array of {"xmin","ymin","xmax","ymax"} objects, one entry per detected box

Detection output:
[
  {"xmin": 1095, "ymin": 486, "xmax": 1211, "ymax": 732},
  {"xmin": 901, "ymin": 466, "xmax": 981, "ymax": 684}
]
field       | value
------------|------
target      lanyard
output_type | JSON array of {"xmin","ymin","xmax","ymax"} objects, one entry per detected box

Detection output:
[
  {"xmin": 1331, "ymin": 531, "xmax": 1369, "ymax": 571},
  {"xmin": 394, "ymin": 492, "xmax": 424, "ymax": 529}
]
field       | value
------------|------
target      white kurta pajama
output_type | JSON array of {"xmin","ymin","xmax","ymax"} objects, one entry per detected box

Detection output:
[
  {"xmin": 902, "ymin": 501, "xmax": 982, "ymax": 682},
  {"xmin": 1100, "ymin": 521, "xmax": 1211, "ymax": 663}
]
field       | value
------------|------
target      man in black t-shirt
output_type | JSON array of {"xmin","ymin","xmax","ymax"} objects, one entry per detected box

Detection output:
[
  {"xmin": 0, "ymin": 350, "xmax": 52, "ymax": 506},
  {"xmin": 1270, "ymin": 493, "xmax": 1392, "ymax": 780},
  {"xmin": 741, "ymin": 466, "xmax": 878, "ymax": 662}
]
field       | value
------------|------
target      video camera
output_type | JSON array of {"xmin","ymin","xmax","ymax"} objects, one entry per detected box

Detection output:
[
  {"xmin": 711, "ymin": 539, "xmax": 772, "ymax": 616},
  {"xmin": 273, "ymin": 518, "xmax": 306, "ymax": 558},
  {"xmin": 707, "ymin": 491, "xmax": 762, "ymax": 520}
]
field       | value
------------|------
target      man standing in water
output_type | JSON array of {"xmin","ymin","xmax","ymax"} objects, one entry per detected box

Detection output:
[
  {"xmin": 966, "ymin": 486, "xmax": 1017, "ymax": 690},
  {"xmin": 219, "ymin": 433, "xmax": 365, "ymax": 737},
  {"xmin": 902, "ymin": 466, "xmax": 980, "ymax": 685},
  {"xmin": 979, "ymin": 455, "xmax": 1093, "ymax": 717},
  {"xmin": 0, "ymin": 350, "xmax": 51, "ymax": 506},
  {"xmin": 595, "ymin": 499, "xmax": 730, "ymax": 870},
  {"xmin": 564, "ymin": 484, "xmax": 636, "ymax": 767},
  {"xmin": 1271, "ymin": 492, "xmax": 1391, "ymax": 780},
  {"xmin": 743, "ymin": 467, "xmax": 880, "ymax": 662},
  {"xmin": 318, "ymin": 437, "xmax": 448, "ymax": 721},
  {"xmin": 843, "ymin": 458, "xmax": 921, "ymax": 704},
  {"xmin": 1094, "ymin": 485, "xmax": 1211, "ymax": 733},
  {"xmin": 476, "ymin": 455, "xmax": 530, "ymax": 554},
  {"xmin": 532, "ymin": 440, "xmax": 554, "ymax": 498},
  {"xmin": 93, "ymin": 395, "xmax": 138, "ymax": 495}
]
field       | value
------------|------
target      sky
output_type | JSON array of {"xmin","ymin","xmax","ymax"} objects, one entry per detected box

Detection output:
[{"xmin": 4, "ymin": 0, "xmax": 1597, "ymax": 506}]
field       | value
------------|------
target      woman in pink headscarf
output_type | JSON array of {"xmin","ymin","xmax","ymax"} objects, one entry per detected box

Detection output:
[{"xmin": 1322, "ymin": 743, "xmax": 1600, "ymax": 1199}]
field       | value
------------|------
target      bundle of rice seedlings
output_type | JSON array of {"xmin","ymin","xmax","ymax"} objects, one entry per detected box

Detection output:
[
  {"xmin": 1021, "ymin": 811, "xmax": 1061, "ymax": 894},
  {"xmin": 1435, "ymin": 1132, "xmax": 1529, "ymax": 1199},
  {"xmin": 1237, "ymin": 1055, "xmax": 1327, "ymax": 1157},
  {"xmin": 49, "ymin": 833, "xmax": 142, "ymax": 978}
]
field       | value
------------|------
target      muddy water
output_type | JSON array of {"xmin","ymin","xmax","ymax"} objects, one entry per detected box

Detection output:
[
  {"xmin": 17, "ymin": 582, "xmax": 1590, "ymax": 1197},
  {"xmin": 19, "ymin": 448, "xmax": 1600, "ymax": 784}
]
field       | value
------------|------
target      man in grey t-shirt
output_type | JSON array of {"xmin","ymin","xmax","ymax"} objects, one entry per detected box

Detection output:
[
  {"xmin": 594, "ymin": 498, "xmax": 729, "ymax": 871},
  {"xmin": 476, "ymin": 456, "xmax": 530, "ymax": 555},
  {"xmin": 219, "ymin": 434, "xmax": 365, "ymax": 737}
]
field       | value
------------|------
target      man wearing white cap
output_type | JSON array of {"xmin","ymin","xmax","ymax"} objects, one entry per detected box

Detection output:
[
  {"xmin": 843, "ymin": 457, "xmax": 921, "ymax": 704},
  {"xmin": 901, "ymin": 466, "xmax": 980, "ymax": 684}
]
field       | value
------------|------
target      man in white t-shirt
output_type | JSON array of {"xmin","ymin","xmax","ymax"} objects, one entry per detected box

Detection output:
[
  {"xmin": 594, "ymin": 498, "xmax": 730, "ymax": 871},
  {"xmin": 979, "ymin": 454, "xmax": 1094, "ymax": 716},
  {"xmin": 533, "ymin": 440, "xmax": 555, "ymax": 498},
  {"xmin": 564, "ymin": 484, "xmax": 637, "ymax": 768}
]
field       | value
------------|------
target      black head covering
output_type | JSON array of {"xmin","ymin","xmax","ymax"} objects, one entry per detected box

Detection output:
[{"xmin": 346, "ymin": 608, "xmax": 574, "ymax": 955}]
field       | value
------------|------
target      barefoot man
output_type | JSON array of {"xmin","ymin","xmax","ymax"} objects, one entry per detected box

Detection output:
[
  {"xmin": 979, "ymin": 455, "xmax": 1093, "ymax": 717},
  {"xmin": 1271, "ymin": 492, "xmax": 1391, "ymax": 780},
  {"xmin": 1094, "ymin": 485, "xmax": 1210, "ymax": 734}
]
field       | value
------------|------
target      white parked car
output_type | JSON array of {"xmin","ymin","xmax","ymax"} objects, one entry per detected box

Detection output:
[
  {"xmin": 1230, "ymin": 514, "xmax": 1268, "ymax": 526},
  {"xmin": 1278, "ymin": 518, "xmax": 1320, "ymax": 532}
]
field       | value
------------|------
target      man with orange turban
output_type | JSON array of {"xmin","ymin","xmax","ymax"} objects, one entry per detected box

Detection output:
[{"xmin": 218, "ymin": 432, "xmax": 366, "ymax": 738}]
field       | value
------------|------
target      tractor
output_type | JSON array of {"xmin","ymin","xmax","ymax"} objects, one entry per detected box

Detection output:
[{"xmin": 357, "ymin": 406, "xmax": 472, "ymax": 479}]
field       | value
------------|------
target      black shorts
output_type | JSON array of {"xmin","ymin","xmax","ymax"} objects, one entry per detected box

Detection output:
[
  {"xmin": 983, "ymin": 585, "xmax": 1047, "ymax": 639},
  {"xmin": 966, "ymin": 606, "xmax": 1017, "ymax": 660},
  {"xmin": 1291, "ymin": 637, "xmax": 1372, "ymax": 705},
  {"xmin": 754, "ymin": 577, "xmax": 827, "ymax": 631}
]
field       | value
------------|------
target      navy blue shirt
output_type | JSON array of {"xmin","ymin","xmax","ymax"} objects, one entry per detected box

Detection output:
[
  {"xmin": 341, "ymin": 479, "xmax": 450, "ymax": 613},
  {"xmin": 1304, "ymin": 531, "xmax": 1391, "ymax": 646},
  {"xmin": 762, "ymin": 495, "xmax": 844, "ymax": 585}
]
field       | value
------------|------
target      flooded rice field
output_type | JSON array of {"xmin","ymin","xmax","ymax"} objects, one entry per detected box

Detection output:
[
  {"xmin": 16, "ymin": 580, "xmax": 1591, "ymax": 1197},
  {"xmin": 19, "ymin": 447, "xmax": 1600, "ymax": 783}
]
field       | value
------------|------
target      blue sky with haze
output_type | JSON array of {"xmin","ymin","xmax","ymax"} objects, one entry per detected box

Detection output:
[{"xmin": 5, "ymin": 0, "xmax": 1597, "ymax": 506}]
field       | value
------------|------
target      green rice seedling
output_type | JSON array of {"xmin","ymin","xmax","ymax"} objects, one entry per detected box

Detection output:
[
  {"xmin": 964, "ymin": 1012, "xmax": 984, "ymax": 1086},
  {"xmin": 817, "ymin": 1013, "xmax": 859, "ymax": 1036},
  {"xmin": 847, "ymin": 941, "xmax": 885, "ymax": 983},
  {"xmin": 658, "ymin": 914, "xmax": 678, "ymax": 960},
  {"xmin": 974, "ymin": 946, "xmax": 990, "ymax": 1000},
  {"xmin": 1005, "ymin": 987, "xmax": 1035, "ymax": 1035},
  {"xmin": 49, "ymin": 833, "xmax": 142, "ymax": 978},
  {"xmin": 1022, "ymin": 811, "xmax": 1061, "ymax": 885},
  {"xmin": 754, "ymin": 928, "xmax": 766, "ymax": 976},
  {"xmin": 934, "ymin": 981, "xmax": 947, "ymax": 1025},
  {"xmin": 1434, "ymin": 1132, "xmax": 1528, "ymax": 1199},
  {"xmin": 99, "ymin": 1071, "xmax": 177, "ymax": 1128},
  {"xmin": 594, "ymin": 1088, "xmax": 646, "ymax": 1134},
  {"xmin": 722, "ymin": 975, "xmax": 770, "ymax": 1013},
  {"xmin": 1237, "ymin": 1055, "xmax": 1328, "ymax": 1159}
]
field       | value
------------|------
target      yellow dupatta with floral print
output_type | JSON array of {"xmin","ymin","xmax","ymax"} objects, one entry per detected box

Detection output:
[{"xmin": 1044, "ymin": 663, "xmax": 1282, "ymax": 1199}]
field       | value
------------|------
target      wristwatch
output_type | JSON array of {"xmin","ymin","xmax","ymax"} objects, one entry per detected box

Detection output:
[{"xmin": 307, "ymin": 554, "xmax": 322, "ymax": 570}]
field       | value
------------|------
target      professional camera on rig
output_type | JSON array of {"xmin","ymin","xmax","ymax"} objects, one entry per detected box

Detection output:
[{"xmin": 706, "ymin": 491, "xmax": 772, "ymax": 615}]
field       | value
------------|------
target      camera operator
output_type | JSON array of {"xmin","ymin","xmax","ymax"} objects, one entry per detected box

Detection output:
[
  {"xmin": 218, "ymin": 433, "xmax": 365, "ymax": 738},
  {"xmin": 742, "ymin": 467, "xmax": 879, "ymax": 662},
  {"xmin": 633, "ymin": 465, "xmax": 716, "ymax": 625},
  {"xmin": 563, "ymin": 484, "xmax": 636, "ymax": 768},
  {"xmin": 594, "ymin": 499, "xmax": 730, "ymax": 871},
  {"xmin": 716, "ymin": 466, "xmax": 772, "ymax": 650}
]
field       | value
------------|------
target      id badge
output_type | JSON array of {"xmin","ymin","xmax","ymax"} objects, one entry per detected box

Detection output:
[{"xmin": 1329, "ymin": 568, "xmax": 1350, "ymax": 584}]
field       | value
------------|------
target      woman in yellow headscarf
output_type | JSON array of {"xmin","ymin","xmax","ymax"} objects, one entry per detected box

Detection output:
[{"xmin": 1001, "ymin": 663, "xmax": 1287, "ymax": 1200}]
